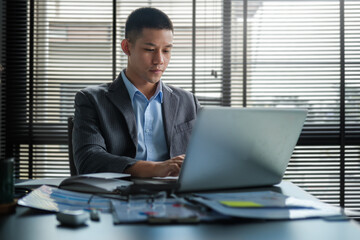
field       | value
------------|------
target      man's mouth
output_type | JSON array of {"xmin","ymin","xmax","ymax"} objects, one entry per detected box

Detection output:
[{"xmin": 150, "ymin": 69, "xmax": 163, "ymax": 73}]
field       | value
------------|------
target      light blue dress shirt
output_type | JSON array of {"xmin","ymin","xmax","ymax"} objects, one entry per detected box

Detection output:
[{"xmin": 121, "ymin": 70, "xmax": 169, "ymax": 161}]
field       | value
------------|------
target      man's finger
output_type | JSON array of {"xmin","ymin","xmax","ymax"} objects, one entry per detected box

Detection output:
[
  {"xmin": 168, "ymin": 159, "xmax": 183, "ymax": 163},
  {"xmin": 167, "ymin": 163, "xmax": 181, "ymax": 176},
  {"xmin": 172, "ymin": 154, "xmax": 185, "ymax": 160},
  {"xmin": 167, "ymin": 160, "xmax": 183, "ymax": 167}
]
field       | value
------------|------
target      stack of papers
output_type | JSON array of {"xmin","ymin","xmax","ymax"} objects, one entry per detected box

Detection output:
[
  {"xmin": 15, "ymin": 172, "xmax": 131, "ymax": 192},
  {"xmin": 192, "ymin": 191, "xmax": 345, "ymax": 220},
  {"xmin": 17, "ymin": 185, "xmax": 227, "ymax": 224},
  {"xmin": 17, "ymin": 185, "xmax": 113, "ymax": 213},
  {"xmin": 17, "ymin": 177, "xmax": 351, "ymax": 222}
]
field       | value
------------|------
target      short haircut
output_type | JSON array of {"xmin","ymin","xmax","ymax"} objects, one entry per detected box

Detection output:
[{"xmin": 125, "ymin": 7, "xmax": 174, "ymax": 42}]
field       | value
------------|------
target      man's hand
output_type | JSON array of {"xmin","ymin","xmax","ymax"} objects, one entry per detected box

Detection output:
[
  {"xmin": 153, "ymin": 155, "xmax": 185, "ymax": 177},
  {"xmin": 124, "ymin": 155, "xmax": 185, "ymax": 178}
]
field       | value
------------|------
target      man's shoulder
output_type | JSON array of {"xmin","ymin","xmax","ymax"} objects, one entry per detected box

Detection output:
[
  {"xmin": 75, "ymin": 82, "xmax": 114, "ymax": 104},
  {"xmin": 80, "ymin": 82, "xmax": 112, "ymax": 95},
  {"xmin": 79, "ymin": 74, "xmax": 125, "ymax": 97},
  {"xmin": 163, "ymin": 83, "xmax": 194, "ymax": 98}
]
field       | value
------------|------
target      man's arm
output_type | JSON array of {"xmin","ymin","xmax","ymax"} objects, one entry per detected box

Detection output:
[
  {"xmin": 73, "ymin": 89, "xmax": 186, "ymax": 177},
  {"xmin": 73, "ymin": 90, "xmax": 138, "ymax": 174}
]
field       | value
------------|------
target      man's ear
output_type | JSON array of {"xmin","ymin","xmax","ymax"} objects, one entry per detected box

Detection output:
[{"xmin": 121, "ymin": 39, "xmax": 131, "ymax": 56}]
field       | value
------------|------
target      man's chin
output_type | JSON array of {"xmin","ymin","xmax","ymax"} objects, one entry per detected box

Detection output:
[
  {"xmin": 146, "ymin": 76, "xmax": 162, "ymax": 84},
  {"xmin": 150, "ymin": 79, "xmax": 161, "ymax": 85}
]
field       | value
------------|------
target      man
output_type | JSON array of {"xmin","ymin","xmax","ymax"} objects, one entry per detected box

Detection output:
[{"xmin": 73, "ymin": 7, "xmax": 200, "ymax": 178}]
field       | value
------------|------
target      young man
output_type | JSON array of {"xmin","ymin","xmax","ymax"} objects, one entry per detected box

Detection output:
[{"xmin": 73, "ymin": 8, "xmax": 200, "ymax": 177}]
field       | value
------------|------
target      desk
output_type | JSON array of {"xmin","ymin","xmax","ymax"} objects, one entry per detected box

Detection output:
[{"xmin": 1, "ymin": 181, "xmax": 359, "ymax": 240}]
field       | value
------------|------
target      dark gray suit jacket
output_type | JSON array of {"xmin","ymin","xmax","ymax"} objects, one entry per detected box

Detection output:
[{"xmin": 73, "ymin": 74, "xmax": 200, "ymax": 174}]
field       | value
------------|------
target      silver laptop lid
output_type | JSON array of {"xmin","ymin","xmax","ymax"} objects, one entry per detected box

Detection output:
[{"xmin": 178, "ymin": 107, "xmax": 307, "ymax": 192}]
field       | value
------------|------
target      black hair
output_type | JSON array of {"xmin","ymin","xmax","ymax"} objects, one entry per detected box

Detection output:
[{"xmin": 125, "ymin": 7, "xmax": 174, "ymax": 42}]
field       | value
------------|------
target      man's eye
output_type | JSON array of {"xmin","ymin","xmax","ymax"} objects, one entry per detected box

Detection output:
[{"xmin": 145, "ymin": 48, "xmax": 154, "ymax": 52}]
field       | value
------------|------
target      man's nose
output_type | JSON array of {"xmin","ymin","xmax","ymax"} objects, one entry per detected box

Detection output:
[{"xmin": 153, "ymin": 50, "xmax": 164, "ymax": 65}]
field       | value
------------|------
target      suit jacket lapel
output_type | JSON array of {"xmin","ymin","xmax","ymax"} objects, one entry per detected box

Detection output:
[
  {"xmin": 105, "ymin": 74, "xmax": 138, "ymax": 147},
  {"xmin": 162, "ymin": 83, "xmax": 179, "ymax": 151}
]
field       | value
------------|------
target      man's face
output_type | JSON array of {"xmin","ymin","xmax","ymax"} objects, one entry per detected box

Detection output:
[{"xmin": 125, "ymin": 28, "xmax": 173, "ymax": 85}]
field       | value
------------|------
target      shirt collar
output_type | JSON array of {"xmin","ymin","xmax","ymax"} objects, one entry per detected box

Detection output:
[{"xmin": 121, "ymin": 70, "xmax": 163, "ymax": 103}]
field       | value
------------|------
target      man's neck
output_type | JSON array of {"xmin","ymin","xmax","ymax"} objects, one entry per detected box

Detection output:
[
  {"xmin": 124, "ymin": 70, "xmax": 158, "ymax": 100},
  {"xmin": 137, "ymin": 82, "xmax": 158, "ymax": 100}
]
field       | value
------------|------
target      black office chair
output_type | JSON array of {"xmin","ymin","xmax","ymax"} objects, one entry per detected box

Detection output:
[{"xmin": 67, "ymin": 116, "xmax": 77, "ymax": 176}]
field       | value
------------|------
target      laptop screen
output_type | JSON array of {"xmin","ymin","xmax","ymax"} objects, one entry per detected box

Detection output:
[{"xmin": 178, "ymin": 107, "xmax": 307, "ymax": 192}]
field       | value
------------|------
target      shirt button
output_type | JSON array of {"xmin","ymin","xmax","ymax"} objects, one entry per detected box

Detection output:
[{"xmin": 145, "ymin": 129, "xmax": 150, "ymax": 133}]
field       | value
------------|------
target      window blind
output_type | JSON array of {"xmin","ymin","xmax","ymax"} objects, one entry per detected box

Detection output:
[
  {"xmin": 2, "ymin": 0, "xmax": 360, "ymax": 217},
  {"xmin": 243, "ymin": 0, "xmax": 343, "ymax": 206},
  {"xmin": 4, "ymin": 0, "xmax": 115, "ymax": 177},
  {"xmin": 345, "ymin": 0, "xmax": 360, "ymax": 213},
  {"xmin": 4, "ymin": 0, "xmax": 31, "ymax": 176}
]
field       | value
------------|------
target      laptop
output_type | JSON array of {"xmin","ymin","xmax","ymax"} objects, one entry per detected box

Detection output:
[{"xmin": 131, "ymin": 107, "xmax": 307, "ymax": 193}]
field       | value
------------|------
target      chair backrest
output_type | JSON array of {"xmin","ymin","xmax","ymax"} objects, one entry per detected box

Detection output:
[{"xmin": 67, "ymin": 116, "xmax": 77, "ymax": 176}]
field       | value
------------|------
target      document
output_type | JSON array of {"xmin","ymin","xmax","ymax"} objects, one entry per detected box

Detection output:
[
  {"xmin": 195, "ymin": 191, "xmax": 318, "ymax": 208},
  {"xmin": 15, "ymin": 178, "xmax": 65, "ymax": 188},
  {"xmin": 17, "ymin": 185, "xmax": 113, "ymax": 213},
  {"xmin": 17, "ymin": 186, "xmax": 227, "ymax": 224},
  {"xmin": 193, "ymin": 191, "xmax": 345, "ymax": 220},
  {"xmin": 81, "ymin": 172, "xmax": 130, "ymax": 179},
  {"xmin": 15, "ymin": 173, "xmax": 131, "ymax": 191}
]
